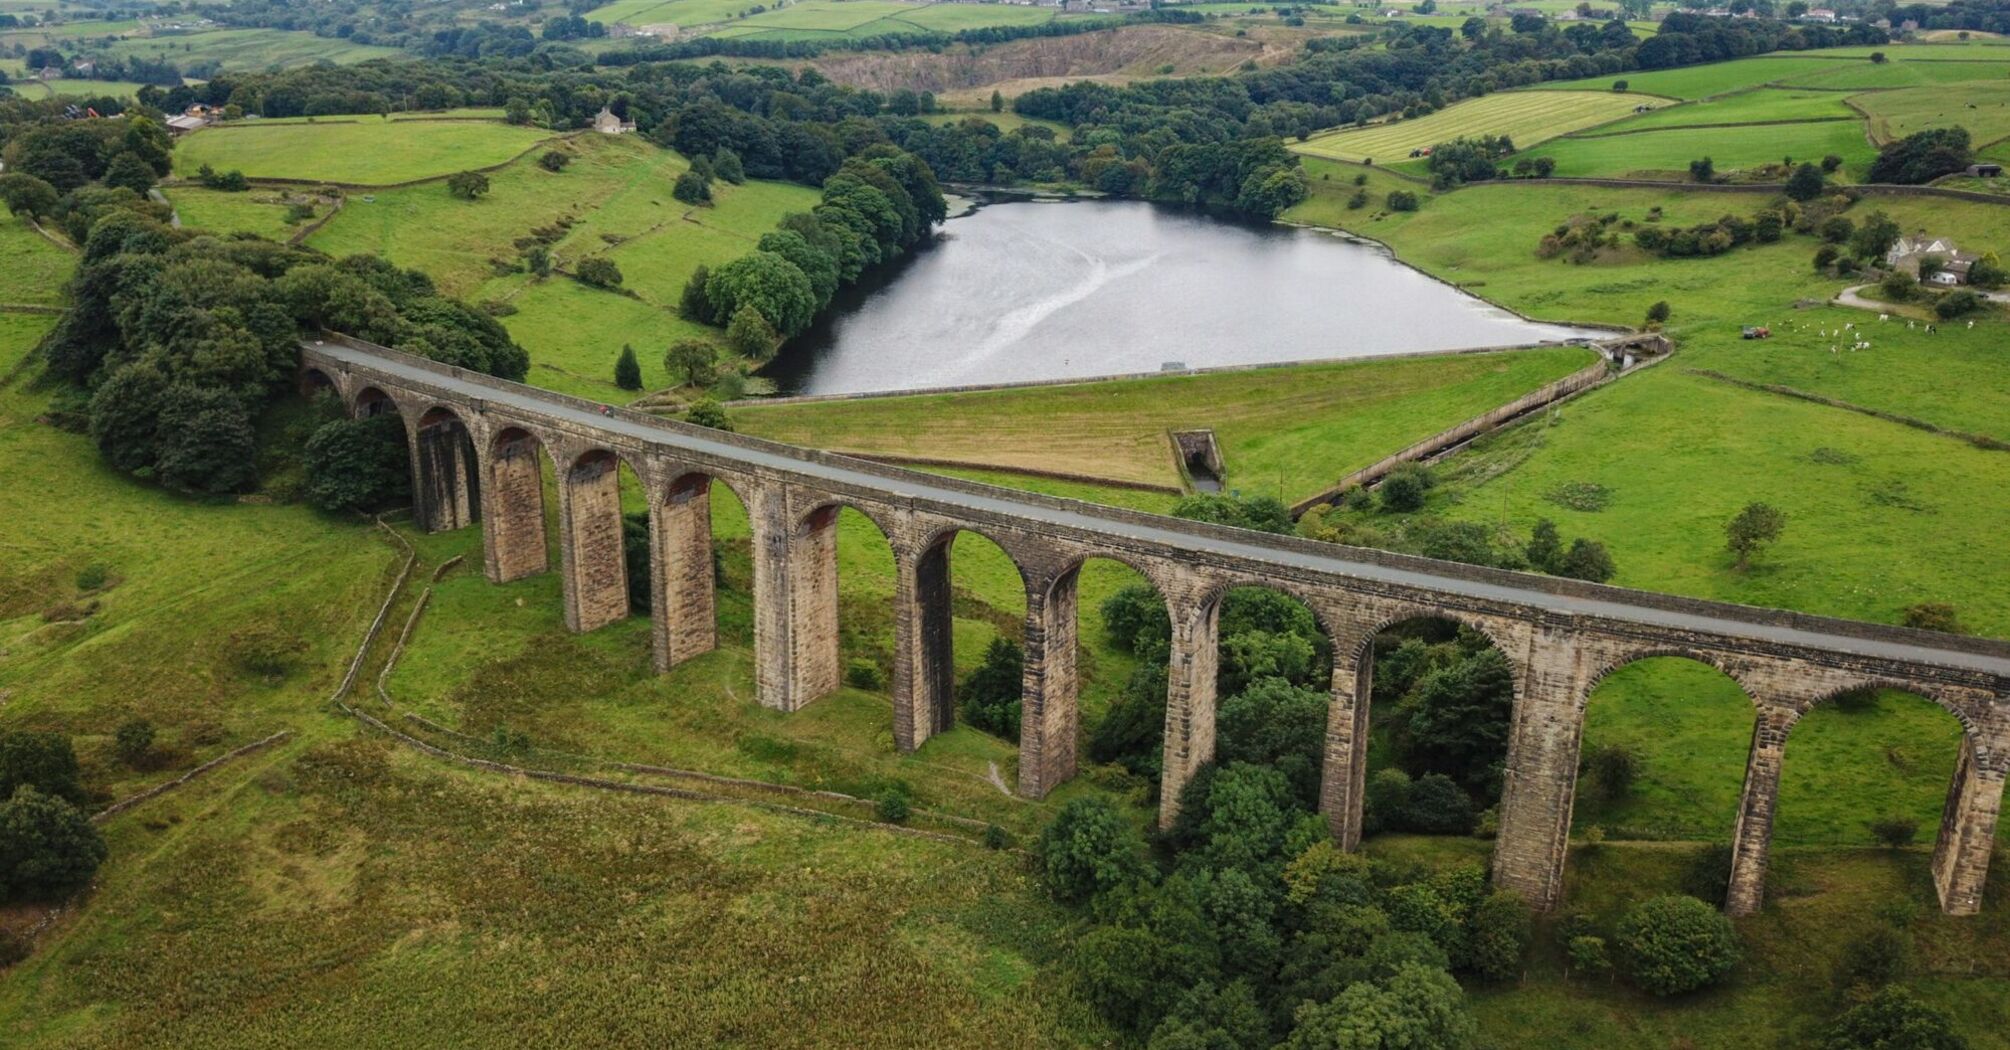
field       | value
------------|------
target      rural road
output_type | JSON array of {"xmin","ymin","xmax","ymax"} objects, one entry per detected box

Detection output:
[
  {"xmin": 1835, "ymin": 283, "xmax": 2010, "ymax": 313},
  {"xmin": 308, "ymin": 339, "xmax": 2010, "ymax": 680}
]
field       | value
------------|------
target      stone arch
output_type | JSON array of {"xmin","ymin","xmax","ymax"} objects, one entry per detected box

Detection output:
[
  {"xmin": 1574, "ymin": 652, "xmax": 1758, "ymax": 849},
  {"xmin": 1768, "ymin": 678, "xmax": 1997, "ymax": 914},
  {"xmin": 299, "ymin": 366, "xmax": 338, "ymax": 400},
  {"xmin": 1018, "ymin": 550, "xmax": 1178, "ymax": 803},
  {"xmin": 483, "ymin": 425, "xmax": 554, "ymax": 584},
  {"xmin": 899, "ymin": 523, "xmax": 1034, "ymax": 751},
  {"xmin": 412, "ymin": 405, "xmax": 480, "ymax": 533},
  {"xmin": 647, "ymin": 468, "xmax": 753, "ymax": 672},
  {"xmin": 1320, "ymin": 608, "xmax": 1524, "ymax": 850},
  {"xmin": 352, "ymin": 385, "xmax": 401, "ymax": 419},
  {"xmin": 778, "ymin": 497, "xmax": 899, "ymax": 712}
]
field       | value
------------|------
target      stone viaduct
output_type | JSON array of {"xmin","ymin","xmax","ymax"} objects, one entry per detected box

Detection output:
[{"xmin": 303, "ymin": 335, "xmax": 2010, "ymax": 918}]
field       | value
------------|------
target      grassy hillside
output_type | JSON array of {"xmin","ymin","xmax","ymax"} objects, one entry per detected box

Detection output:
[
  {"xmin": 172, "ymin": 120, "xmax": 554, "ymax": 185},
  {"xmin": 1294, "ymin": 90, "xmax": 1649, "ymax": 165}
]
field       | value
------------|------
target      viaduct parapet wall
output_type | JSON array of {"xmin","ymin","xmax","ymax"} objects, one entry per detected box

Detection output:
[{"xmin": 304, "ymin": 334, "xmax": 2010, "ymax": 918}]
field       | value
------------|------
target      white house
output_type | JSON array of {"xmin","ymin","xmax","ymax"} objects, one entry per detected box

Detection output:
[{"xmin": 593, "ymin": 106, "xmax": 636, "ymax": 135}]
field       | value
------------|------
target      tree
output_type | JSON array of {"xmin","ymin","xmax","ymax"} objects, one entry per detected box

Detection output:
[
  {"xmin": 1039, "ymin": 796, "xmax": 1149, "ymax": 907},
  {"xmin": 1615, "ymin": 895, "xmax": 1740, "ymax": 996},
  {"xmin": 526, "ymin": 244, "xmax": 551, "ymax": 278},
  {"xmin": 1467, "ymin": 890, "xmax": 1531, "ymax": 982},
  {"xmin": 1820, "ymin": 216, "xmax": 1855, "ymax": 243},
  {"xmin": 1646, "ymin": 300, "xmax": 1672, "ymax": 324},
  {"xmin": 1823, "ymin": 987, "xmax": 1966, "ymax": 1050},
  {"xmin": 1821, "ymin": 153, "xmax": 1845, "ymax": 173},
  {"xmin": 537, "ymin": 150, "xmax": 570, "ymax": 172},
  {"xmin": 1785, "ymin": 162, "xmax": 1826, "ymax": 202},
  {"xmin": 154, "ymin": 386, "xmax": 259, "ymax": 495},
  {"xmin": 1282, "ymin": 963, "xmax": 1479, "ymax": 1050},
  {"xmin": 614, "ymin": 344, "xmax": 643, "ymax": 390},
  {"xmin": 1689, "ymin": 157, "xmax": 1715, "ymax": 183},
  {"xmin": 1405, "ymin": 773, "xmax": 1475, "ymax": 834},
  {"xmin": 1868, "ymin": 128, "xmax": 1973, "ymax": 185},
  {"xmin": 1395, "ymin": 648, "xmax": 1515, "ymax": 798},
  {"xmin": 0, "ymin": 786, "xmax": 107, "ymax": 901},
  {"xmin": 1558, "ymin": 538, "xmax": 1616, "ymax": 582},
  {"xmin": 0, "ymin": 732, "xmax": 85, "ymax": 805},
  {"xmin": 1725, "ymin": 502, "xmax": 1785, "ymax": 570},
  {"xmin": 1935, "ymin": 290, "xmax": 1984, "ymax": 319},
  {"xmin": 1526, "ymin": 519, "xmax": 1564, "ymax": 573},
  {"xmin": 575, "ymin": 256, "xmax": 623, "ymax": 289},
  {"xmin": 1363, "ymin": 768, "xmax": 1413, "ymax": 836},
  {"xmin": 711, "ymin": 148, "xmax": 745, "ymax": 185},
  {"xmin": 446, "ymin": 171, "xmax": 490, "ymax": 200},
  {"xmin": 674, "ymin": 169, "xmax": 713, "ymax": 205},
  {"xmin": 686, "ymin": 399, "xmax": 732, "ymax": 431},
  {"xmin": 1851, "ymin": 211, "xmax": 1902, "ymax": 260},
  {"xmin": 303, "ymin": 414, "xmax": 411, "ymax": 513},
  {"xmin": 725, "ymin": 303, "xmax": 782, "ymax": 359},
  {"xmin": 1386, "ymin": 190, "xmax": 1420, "ymax": 212},
  {"xmin": 1584, "ymin": 743, "xmax": 1639, "ymax": 802},
  {"xmin": 664, "ymin": 339, "xmax": 717, "ymax": 388},
  {"xmin": 113, "ymin": 719, "xmax": 154, "ymax": 768},
  {"xmin": 959, "ymin": 637, "xmax": 1023, "ymax": 738},
  {"xmin": 991, "ymin": 89, "xmax": 1004, "ymax": 113},
  {"xmin": 704, "ymin": 251, "xmax": 817, "ymax": 338},
  {"xmin": 100, "ymin": 151, "xmax": 156, "ymax": 195},
  {"xmin": 1217, "ymin": 677, "xmax": 1327, "ymax": 807},
  {"xmin": 0, "ymin": 173, "xmax": 59, "ymax": 220}
]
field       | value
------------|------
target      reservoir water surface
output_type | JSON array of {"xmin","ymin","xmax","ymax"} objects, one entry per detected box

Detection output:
[{"xmin": 762, "ymin": 198, "xmax": 1602, "ymax": 396}]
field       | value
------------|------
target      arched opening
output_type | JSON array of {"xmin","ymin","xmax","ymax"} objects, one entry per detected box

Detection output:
[
  {"xmin": 1025, "ymin": 555, "xmax": 1170, "ymax": 801},
  {"xmin": 642, "ymin": 471, "xmax": 752, "ymax": 671},
  {"xmin": 557, "ymin": 448, "xmax": 644, "ymax": 634},
  {"xmin": 780, "ymin": 501, "xmax": 896, "ymax": 711},
  {"xmin": 299, "ymin": 366, "xmax": 335, "ymax": 400},
  {"xmin": 902, "ymin": 527, "xmax": 1029, "ymax": 751},
  {"xmin": 484, "ymin": 426, "xmax": 554, "ymax": 583},
  {"xmin": 414, "ymin": 406, "xmax": 480, "ymax": 533},
  {"xmin": 1333, "ymin": 615, "xmax": 1517, "ymax": 846},
  {"xmin": 353, "ymin": 385, "xmax": 399, "ymax": 419},
  {"xmin": 1778, "ymin": 688, "xmax": 1968, "ymax": 850},
  {"xmin": 1573, "ymin": 656, "xmax": 1757, "ymax": 902},
  {"xmin": 1200, "ymin": 584, "xmax": 1333, "ymax": 815}
]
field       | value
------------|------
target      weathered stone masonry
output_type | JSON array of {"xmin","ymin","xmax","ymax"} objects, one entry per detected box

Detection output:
[{"xmin": 305, "ymin": 335, "xmax": 2010, "ymax": 918}]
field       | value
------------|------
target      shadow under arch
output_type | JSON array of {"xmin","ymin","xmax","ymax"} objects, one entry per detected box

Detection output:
[
  {"xmin": 412, "ymin": 405, "xmax": 480, "ymax": 532},
  {"xmin": 1573, "ymin": 655, "xmax": 1757, "ymax": 852},
  {"xmin": 352, "ymin": 384, "xmax": 400, "ymax": 419},
  {"xmin": 1322, "ymin": 612, "xmax": 1520, "ymax": 849},
  {"xmin": 299, "ymin": 366, "xmax": 337, "ymax": 400}
]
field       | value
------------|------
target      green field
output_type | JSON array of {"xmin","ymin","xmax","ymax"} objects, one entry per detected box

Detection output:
[
  {"xmin": 1787, "ymin": 57, "xmax": 2010, "ymax": 89},
  {"xmin": 0, "ymin": 216, "xmax": 73, "ymax": 306},
  {"xmin": 586, "ymin": 0, "xmax": 763, "ymax": 25},
  {"xmin": 1530, "ymin": 55, "xmax": 1866, "ymax": 99},
  {"xmin": 172, "ymin": 120, "xmax": 553, "ymax": 185},
  {"xmin": 1294, "ymin": 90, "xmax": 1650, "ymax": 164},
  {"xmin": 165, "ymin": 186, "xmax": 328, "ymax": 240},
  {"xmin": 735, "ymin": 345, "xmax": 1597, "ymax": 494},
  {"xmin": 308, "ymin": 132, "xmax": 820, "ymax": 398},
  {"xmin": 1521, "ymin": 117, "xmax": 1878, "ymax": 179},
  {"xmin": 8, "ymin": 77, "xmax": 147, "ymax": 99},
  {"xmin": 1857, "ymin": 80, "xmax": 2010, "ymax": 145},
  {"xmin": 96, "ymin": 27, "xmax": 403, "ymax": 71},
  {"xmin": 1575, "ymin": 87, "xmax": 1857, "ymax": 134}
]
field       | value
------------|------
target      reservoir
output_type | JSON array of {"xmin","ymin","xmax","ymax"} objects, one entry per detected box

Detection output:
[{"xmin": 762, "ymin": 197, "xmax": 1601, "ymax": 396}]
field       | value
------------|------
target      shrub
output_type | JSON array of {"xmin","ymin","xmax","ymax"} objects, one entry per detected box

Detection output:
[
  {"xmin": 1935, "ymin": 290, "xmax": 1983, "ymax": 319},
  {"xmin": 1467, "ymin": 890, "xmax": 1531, "ymax": 981},
  {"xmin": 75, "ymin": 564, "xmax": 111, "ymax": 591},
  {"xmin": 1385, "ymin": 190, "xmax": 1419, "ymax": 212},
  {"xmin": 983, "ymin": 824, "xmax": 1009, "ymax": 850},
  {"xmin": 1615, "ymin": 895, "xmax": 1740, "ymax": 996},
  {"xmin": 1879, "ymin": 270, "xmax": 1918, "ymax": 302},
  {"xmin": 1362, "ymin": 768, "xmax": 1413, "ymax": 836},
  {"xmin": 1813, "ymin": 245, "xmax": 1840, "ymax": 271},
  {"xmin": 1646, "ymin": 300, "xmax": 1671, "ymax": 324},
  {"xmin": 0, "ymin": 732, "xmax": 85, "ymax": 805},
  {"xmin": 302, "ymin": 414, "xmax": 410, "ymax": 513},
  {"xmin": 1584, "ymin": 743, "xmax": 1639, "ymax": 802},
  {"xmin": 113, "ymin": 719, "xmax": 155, "ymax": 768},
  {"xmin": 538, "ymin": 150, "xmax": 570, "ymax": 172},
  {"xmin": 1568, "ymin": 935, "xmax": 1611, "ymax": 978},
  {"xmin": 875, "ymin": 788, "xmax": 911, "ymax": 824},
  {"xmin": 959, "ymin": 637, "xmax": 1024, "ymax": 739},
  {"xmin": 228, "ymin": 624, "xmax": 299, "ymax": 681},
  {"xmin": 1901, "ymin": 603, "xmax": 1962, "ymax": 634},
  {"xmin": 1405, "ymin": 773, "xmax": 1475, "ymax": 834},
  {"xmin": 1557, "ymin": 538, "xmax": 1616, "ymax": 583},
  {"xmin": 0, "ymin": 787, "xmax": 107, "ymax": 901},
  {"xmin": 686, "ymin": 399, "xmax": 732, "ymax": 431},
  {"xmin": 1039, "ymin": 796, "xmax": 1149, "ymax": 906},
  {"xmin": 1823, "ymin": 986, "xmax": 1966, "ymax": 1050},
  {"xmin": 575, "ymin": 256, "xmax": 623, "ymax": 289},
  {"xmin": 673, "ymin": 169, "xmax": 713, "ymax": 205},
  {"xmin": 1868, "ymin": 815, "xmax": 1918, "ymax": 848},
  {"xmin": 1785, "ymin": 163, "xmax": 1827, "ymax": 202},
  {"xmin": 1378, "ymin": 470, "xmax": 1429, "ymax": 513},
  {"xmin": 446, "ymin": 170, "xmax": 490, "ymax": 200},
  {"xmin": 1820, "ymin": 216, "xmax": 1856, "ymax": 243},
  {"xmin": 1832, "ymin": 925, "xmax": 1911, "ymax": 995},
  {"xmin": 844, "ymin": 658, "xmax": 885, "ymax": 691},
  {"xmin": 1725, "ymin": 502, "xmax": 1785, "ymax": 570}
]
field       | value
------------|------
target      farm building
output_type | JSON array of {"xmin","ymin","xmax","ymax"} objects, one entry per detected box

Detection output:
[
  {"xmin": 593, "ymin": 106, "xmax": 636, "ymax": 135},
  {"xmin": 1886, "ymin": 234, "xmax": 1977, "ymax": 285}
]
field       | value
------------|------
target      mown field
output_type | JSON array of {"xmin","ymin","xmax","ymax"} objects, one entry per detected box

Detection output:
[
  {"xmin": 1857, "ymin": 79, "xmax": 2010, "ymax": 145},
  {"xmin": 1576, "ymin": 86, "xmax": 1857, "ymax": 133},
  {"xmin": 165, "ymin": 186, "xmax": 327, "ymax": 240},
  {"xmin": 96, "ymin": 26, "xmax": 402, "ymax": 71},
  {"xmin": 172, "ymin": 120, "xmax": 553, "ymax": 185},
  {"xmin": 8, "ymin": 77, "xmax": 148, "ymax": 99},
  {"xmin": 1522, "ymin": 116, "xmax": 1878, "ymax": 179},
  {"xmin": 1293, "ymin": 90, "xmax": 1649, "ymax": 165},
  {"xmin": 0, "ymin": 217, "xmax": 72, "ymax": 305}
]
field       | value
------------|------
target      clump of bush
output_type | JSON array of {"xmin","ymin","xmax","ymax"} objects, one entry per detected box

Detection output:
[{"xmin": 1614, "ymin": 894, "xmax": 1740, "ymax": 996}]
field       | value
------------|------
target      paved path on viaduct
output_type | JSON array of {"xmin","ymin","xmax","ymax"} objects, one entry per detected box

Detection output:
[{"xmin": 302, "ymin": 334, "xmax": 2010, "ymax": 919}]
